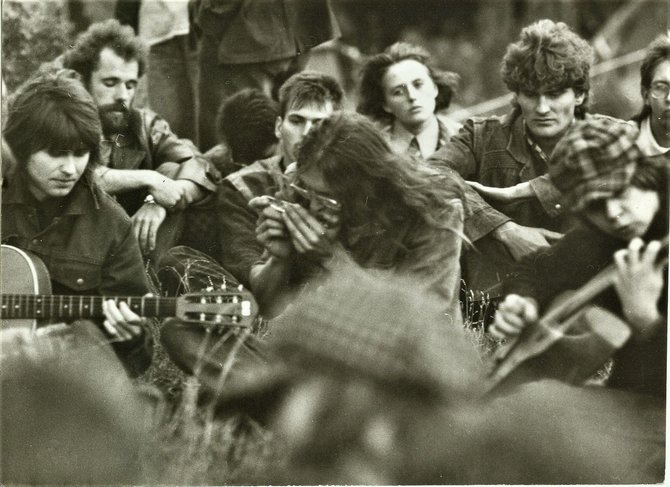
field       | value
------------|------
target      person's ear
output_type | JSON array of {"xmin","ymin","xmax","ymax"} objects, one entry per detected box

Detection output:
[
  {"xmin": 275, "ymin": 116, "xmax": 283, "ymax": 139},
  {"xmin": 574, "ymin": 91, "xmax": 586, "ymax": 106},
  {"xmin": 641, "ymin": 88, "xmax": 650, "ymax": 106}
]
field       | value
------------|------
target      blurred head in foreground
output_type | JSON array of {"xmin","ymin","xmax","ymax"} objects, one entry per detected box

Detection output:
[
  {"xmin": 209, "ymin": 261, "xmax": 664, "ymax": 484},
  {"xmin": 1, "ymin": 322, "xmax": 152, "ymax": 484}
]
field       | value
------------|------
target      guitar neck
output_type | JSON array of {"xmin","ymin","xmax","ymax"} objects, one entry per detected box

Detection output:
[
  {"xmin": 1, "ymin": 295, "xmax": 177, "ymax": 320},
  {"xmin": 542, "ymin": 235, "xmax": 669, "ymax": 325}
]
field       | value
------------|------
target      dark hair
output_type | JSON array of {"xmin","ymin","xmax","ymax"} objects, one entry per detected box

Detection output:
[
  {"xmin": 634, "ymin": 33, "xmax": 670, "ymax": 122},
  {"xmin": 3, "ymin": 70, "xmax": 101, "ymax": 182},
  {"xmin": 62, "ymin": 19, "xmax": 147, "ymax": 86},
  {"xmin": 501, "ymin": 19, "xmax": 593, "ymax": 118},
  {"xmin": 296, "ymin": 112, "xmax": 464, "ymax": 244},
  {"xmin": 357, "ymin": 42, "xmax": 459, "ymax": 124},
  {"xmin": 277, "ymin": 70, "xmax": 343, "ymax": 117},
  {"xmin": 216, "ymin": 88, "xmax": 278, "ymax": 164}
]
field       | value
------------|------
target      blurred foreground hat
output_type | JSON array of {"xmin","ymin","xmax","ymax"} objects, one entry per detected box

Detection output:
[
  {"xmin": 549, "ymin": 118, "xmax": 642, "ymax": 212},
  {"xmin": 268, "ymin": 262, "xmax": 485, "ymax": 403}
]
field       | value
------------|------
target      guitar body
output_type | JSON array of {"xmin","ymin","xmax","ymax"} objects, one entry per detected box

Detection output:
[
  {"xmin": 489, "ymin": 306, "xmax": 631, "ymax": 391},
  {"xmin": 1, "ymin": 245, "xmax": 52, "ymax": 330}
]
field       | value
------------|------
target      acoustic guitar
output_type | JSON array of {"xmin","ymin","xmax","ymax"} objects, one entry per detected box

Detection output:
[
  {"xmin": 1, "ymin": 245, "xmax": 258, "ymax": 331},
  {"xmin": 486, "ymin": 236, "xmax": 668, "ymax": 393}
]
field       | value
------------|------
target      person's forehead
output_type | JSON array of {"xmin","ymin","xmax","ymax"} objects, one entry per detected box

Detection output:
[
  {"xmin": 651, "ymin": 59, "xmax": 670, "ymax": 81},
  {"xmin": 93, "ymin": 47, "xmax": 139, "ymax": 80},
  {"xmin": 285, "ymin": 100, "xmax": 333, "ymax": 119},
  {"xmin": 383, "ymin": 59, "xmax": 431, "ymax": 87},
  {"xmin": 520, "ymin": 84, "xmax": 573, "ymax": 95}
]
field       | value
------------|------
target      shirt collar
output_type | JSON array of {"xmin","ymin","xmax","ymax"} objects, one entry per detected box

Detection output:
[
  {"xmin": 637, "ymin": 116, "xmax": 670, "ymax": 156},
  {"xmin": 389, "ymin": 116, "xmax": 440, "ymax": 159},
  {"xmin": 522, "ymin": 120, "xmax": 552, "ymax": 164}
]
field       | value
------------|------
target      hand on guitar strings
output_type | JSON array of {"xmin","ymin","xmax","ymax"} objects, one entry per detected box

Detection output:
[
  {"xmin": 489, "ymin": 294, "xmax": 539, "ymax": 341},
  {"xmin": 612, "ymin": 237, "xmax": 664, "ymax": 337},
  {"xmin": 102, "ymin": 298, "xmax": 147, "ymax": 341}
]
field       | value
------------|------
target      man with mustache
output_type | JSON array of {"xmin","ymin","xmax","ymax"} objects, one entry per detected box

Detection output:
[
  {"xmin": 429, "ymin": 20, "xmax": 615, "ymax": 308},
  {"xmin": 61, "ymin": 20, "xmax": 220, "ymax": 260}
]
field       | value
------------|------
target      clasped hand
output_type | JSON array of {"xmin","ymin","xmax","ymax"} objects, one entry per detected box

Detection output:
[{"xmin": 250, "ymin": 195, "xmax": 341, "ymax": 262}]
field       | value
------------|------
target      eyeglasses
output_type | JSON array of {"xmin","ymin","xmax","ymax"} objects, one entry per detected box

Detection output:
[
  {"xmin": 289, "ymin": 182, "xmax": 341, "ymax": 211},
  {"xmin": 649, "ymin": 82, "xmax": 670, "ymax": 100}
]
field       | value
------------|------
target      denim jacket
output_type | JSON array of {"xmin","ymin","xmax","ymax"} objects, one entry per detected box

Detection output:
[
  {"xmin": 429, "ymin": 109, "xmax": 580, "ymax": 296},
  {"xmin": 2, "ymin": 176, "xmax": 153, "ymax": 376}
]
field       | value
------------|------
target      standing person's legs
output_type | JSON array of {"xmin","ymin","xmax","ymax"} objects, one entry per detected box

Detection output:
[
  {"xmin": 196, "ymin": 36, "xmax": 304, "ymax": 151},
  {"xmin": 147, "ymin": 35, "xmax": 198, "ymax": 141}
]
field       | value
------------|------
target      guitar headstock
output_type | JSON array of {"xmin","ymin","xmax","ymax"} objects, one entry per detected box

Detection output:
[{"xmin": 174, "ymin": 284, "xmax": 258, "ymax": 328}]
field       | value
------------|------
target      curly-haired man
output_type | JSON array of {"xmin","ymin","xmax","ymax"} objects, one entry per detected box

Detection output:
[
  {"xmin": 61, "ymin": 19, "xmax": 220, "ymax": 260},
  {"xmin": 429, "ymin": 19, "xmax": 613, "ymax": 302}
]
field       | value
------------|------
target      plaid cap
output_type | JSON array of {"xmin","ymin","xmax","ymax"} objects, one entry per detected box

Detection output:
[
  {"xmin": 549, "ymin": 118, "xmax": 642, "ymax": 212},
  {"xmin": 267, "ymin": 262, "xmax": 486, "ymax": 403}
]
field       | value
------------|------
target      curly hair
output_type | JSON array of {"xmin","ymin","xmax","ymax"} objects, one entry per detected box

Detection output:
[
  {"xmin": 61, "ymin": 19, "xmax": 147, "ymax": 86},
  {"xmin": 501, "ymin": 19, "xmax": 593, "ymax": 118},
  {"xmin": 295, "ymin": 112, "xmax": 464, "ymax": 244},
  {"xmin": 3, "ymin": 69, "xmax": 101, "ymax": 182},
  {"xmin": 634, "ymin": 33, "xmax": 670, "ymax": 122},
  {"xmin": 277, "ymin": 70, "xmax": 344, "ymax": 117},
  {"xmin": 357, "ymin": 42, "xmax": 459, "ymax": 124},
  {"xmin": 216, "ymin": 88, "xmax": 278, "ymax": 164}
]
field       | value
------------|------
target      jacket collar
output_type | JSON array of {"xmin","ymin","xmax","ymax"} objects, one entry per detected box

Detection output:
[{"xmin": 504, "ymin": 110, "xmax": 532, "ymax": 166}]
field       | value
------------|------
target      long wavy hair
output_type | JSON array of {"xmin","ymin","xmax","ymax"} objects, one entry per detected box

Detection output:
[
  {"xmin": 3, "ymin": 70, "xmax": 102, "ymax": 186},
  {"xmin": 295, "ymin": 112, "xmax": 464, "ymax": 242},
  {"xmin": 357, "ymin": 42, "xmax": 459, "ymax": 125},
  {"xmin": 501, "ymin": 19, "xmax": 593, "ymax": 118},
  {"xmin": 632, "ymin": 33, "xmax": 670, "ymax": 123}
]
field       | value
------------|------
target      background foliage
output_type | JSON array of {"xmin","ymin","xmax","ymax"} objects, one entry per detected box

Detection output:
[{"xmin": 2, "ymin": 1, "xmax": 74, "ymax": 91}]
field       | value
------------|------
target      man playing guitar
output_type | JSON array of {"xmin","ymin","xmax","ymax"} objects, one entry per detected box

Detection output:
[
  {"xmin": 491, "ymin": 117, "xmax": 667, "ymax": 398},
  {"xmin": 2, "ymin": 70, "xmax": 153, "ymax": 376}
]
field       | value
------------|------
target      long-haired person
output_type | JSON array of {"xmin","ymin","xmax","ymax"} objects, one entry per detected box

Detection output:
[
  {"xmin": 2, "ymin": 70, "xmax": 152, "ymax": 376},
  {"xmin": 250, "ymin": 111, "xmax": 465, "ymax": 320},
  {"xmin": 357, "ymin": 42, "xmax": 460, "ymax": 159}
]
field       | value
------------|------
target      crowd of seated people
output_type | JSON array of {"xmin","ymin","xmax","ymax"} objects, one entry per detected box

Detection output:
[{"xmin": 1, "ymin": 12, "xmax": 668, "ymax": 484}]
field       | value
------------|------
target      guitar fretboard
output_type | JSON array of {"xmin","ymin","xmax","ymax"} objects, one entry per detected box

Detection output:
[{"xmin": 1, "ymin": 295, "xmax": 177, "ymax": 320}]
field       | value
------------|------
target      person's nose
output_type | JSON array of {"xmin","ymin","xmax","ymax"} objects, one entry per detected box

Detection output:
[
  {"xmin": 114, "ymin": 84, "xmax": 130, "ymax": 105},
  {"xmin": 60, "ymin": 154, "xmax": 79, "ymax": 176},
  {"xmin": 406, "ymin": 85, "xmax": 418, "ymax": 101},
  {"xmin": 605, "ymin": 199, "xmax": 623, "ymax": 221},
  {"xmin": 302, "ymin": 120, "xmax": 314, "ymax": 136},
  {"xmin": 535, "ymin": 95, "xmax": 551, "ymax": 114}
]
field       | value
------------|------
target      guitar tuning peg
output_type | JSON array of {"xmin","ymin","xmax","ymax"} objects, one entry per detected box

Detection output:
[
  {"xmin": 206, "ymin": 286, "xmax": 214, "ymax": 292},
  {"xmin": 220, "ymin": 282, "xmax": 227, "ymax": 290},
  {"xmin": 237, "ymin": 284, "xmax": 244, "ymax": 292}
]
